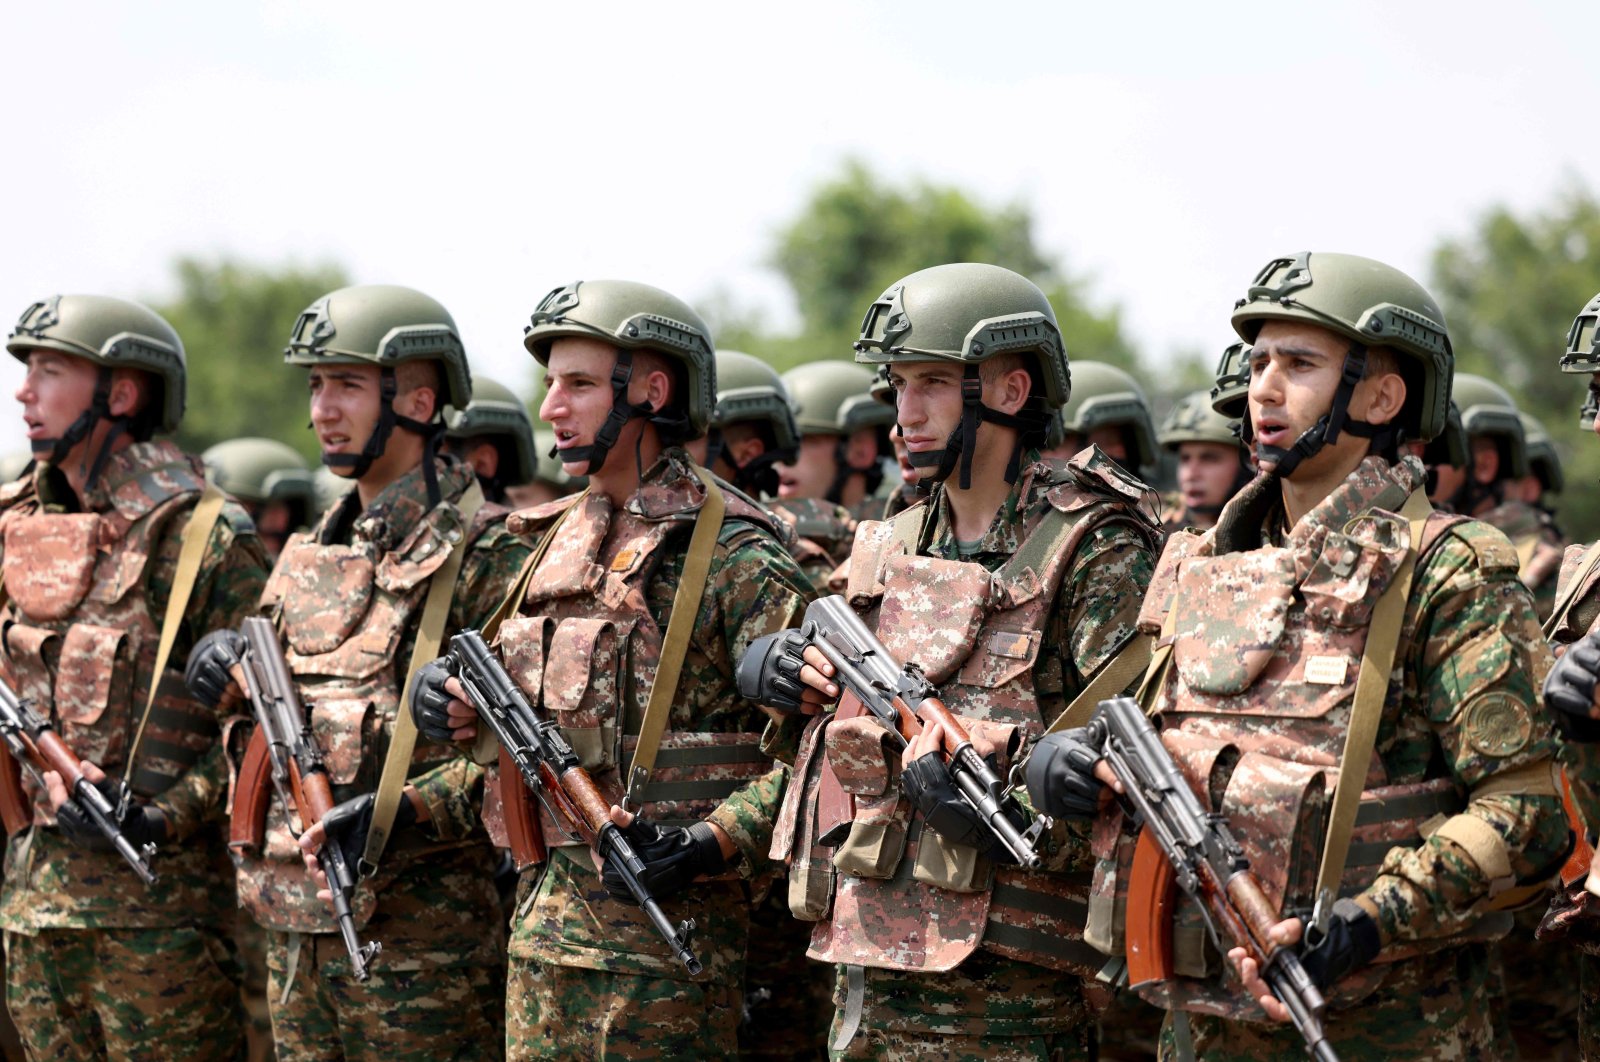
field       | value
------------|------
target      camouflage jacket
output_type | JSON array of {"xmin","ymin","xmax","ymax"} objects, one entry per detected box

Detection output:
[
  {"xmin": 1479, "ymin": 498, "xmax": 1567, "ymax": 622},
  {"xmin": 0, "ymin": 441, "xmax": 270, "ymax": 932},
  {"xmin": 770, "ymin": 497, "xmax": 857, "ymax": 592},
  {"xmin": 1138, "ymin": 457, "xmax": 1564, "ymax": 970},
  {"xmin": 1548, "ymin": 541, "xmax": 1600, "ymax": 831},
  {"xmin": 235, "ymin": 457, "xmax": 528, "ymax": 971},
  {"xmin": 494, "ymin": 449, "xmax": 814, "ymax": 986}
]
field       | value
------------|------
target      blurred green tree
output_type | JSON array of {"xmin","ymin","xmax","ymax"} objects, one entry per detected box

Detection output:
[{"xmin": 154, "ymin": 257, "xmax": 350, "ymax": 459}]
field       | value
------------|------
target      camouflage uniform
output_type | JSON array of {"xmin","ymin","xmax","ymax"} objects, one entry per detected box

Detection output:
[
  {"xmin": 0, "ymin": 442, "xmax": 270, "ymax": 1061},
  {"xmin": 1479, "ymin": 497, "xmax": 1567, "ymax": 623},
  {"xmin": 234, "ymin": 457, "xmax": 527, "ymax": 1061},
  {"xmin": 480, "ymin": 449, "xmax": 814, "ymax": 1060},
  {"xmin": 772, "ymin": 448, "xmax": 1160, "ymax": 1060},
  {"xmin": 769, "ymin": 498, "xmax": 857, "ymax": 594},
  {"xmin": 1112, "ymin": 456, "xmax": 1566, "ymax": 1061}
]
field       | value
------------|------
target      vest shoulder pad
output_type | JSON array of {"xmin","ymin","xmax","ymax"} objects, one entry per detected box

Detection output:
[
  {"xmin": 1425, "ymin": 516, "xmax": 1521, "ymax": 578},
  {"xmin": 1051, "ymin": 448, "xmax": 1160, "ymax": 523},
  {"xmin": 507, "ymin": 492, "xmax": 583, "ymax": 537}
]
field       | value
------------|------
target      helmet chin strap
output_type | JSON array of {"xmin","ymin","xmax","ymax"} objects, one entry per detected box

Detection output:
[
  {"xmin": 1253, "ymin": 343, "xmax": 1398, "ymax": 480},
  {"xmin": 906, "ymin": 365, "xmax": 1048, "ymax": 490},
  {"xmin": 547, "ymin": 350, "xmax": 665, "ymax": 478},
  {"xmin": 322, "ymin": 367, "xmax": 449, "ymax": 506},
  {"xmin": 33, "ymin": 368, "xmax": 131, "ymax": 493}
]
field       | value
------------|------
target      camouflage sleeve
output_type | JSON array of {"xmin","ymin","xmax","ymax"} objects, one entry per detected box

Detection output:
[
  {"xmin": 1055, "ymin": 520, "xmax": 1157, "ymax": 696},
  {"xmin": 409, "ymin": 756, "xmax": 487, "ymax": 843},
  {"xmin": 147, "ymin": 501, "xmax": 272, "ymax": 841},
  {"xmin": 1362, "ymin": 527, "xmax": 1567, "ymax": 943}
]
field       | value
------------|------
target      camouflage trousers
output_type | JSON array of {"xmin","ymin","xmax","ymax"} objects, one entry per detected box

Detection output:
[
  {"xmin": 265, "ymin": 929, "xmax": 502, "ymax": 1061},
  {"xmin": 739, "ymin": 889, "xmax": 832, "ymax": 1060},
  {"xmin": 1156, "ymin": 944, "xmax": 1503, "ymax": 1062},
  {"xmin": 4, "ymin": 924, "xmax": 242, "ymax": 1062},
  {"xmin": 1486, "ymin": 908, "xmax": 1579, "ymax": 1061},
  {"xmin": 507, "ymin": 959, "xmax": 740, "ymax": 1060}
]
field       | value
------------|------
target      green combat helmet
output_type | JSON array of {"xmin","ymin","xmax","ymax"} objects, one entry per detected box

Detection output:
[
  {"xmin": 1560, "ymin": 290, "xmax": 1600, "ymax": 429},
  {"xmin": 1210, "ymin": 341, "xmax": 1251, "ymax": 419},
  {"xmin": 1231, "ymin": 252, "xmax": 1452, "ymax": 478},
  {"xmin": 1059, "ymin": 361, "xmax": 1158, "ymax": 473},
  {"xmin": 523, "ymin": 279, "xmax": 714, "ymax": 475},
  {"xmin": 711, "ymin": 350, "xmax": 799, "ymax": 498},
  {"xmin": 1423, "ymin": 400, "xmax": 1469, "ymax": 472},
  {"xmin": 1160, "ymin": 389, "xmax": 1241, "ymax": 451},
  {"xmin": 445, "ymin": 375, "xmax": 537, "ymax": 502},
  {"xmin": 854, "ymin": 262, "xmax": 1065, "ymax": 488},
  {"xmin": 1519, "ymin": 411, "xmax": 1563, "ymax": 496},
  {"xmin": 202, "ymin": 437, "xmax": 314, "ymax": 508},
  {"xmin": 1453, "ymin": 372, "xmax": 1529, "ymax": 481},
  {"xmin": 781, "ymin": 360, "xmax": 894, "ymax": 502},
  {"xmin": 7, "ymin": 294, "xmax": 187, "ymax": 484},
  {"xmin": 284, "ymin": 284, "xmax": 470, "ymax": 505}
]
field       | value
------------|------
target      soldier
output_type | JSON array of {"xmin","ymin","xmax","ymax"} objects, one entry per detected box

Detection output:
[
  {"xmin": 1054, "ymin": 360, "xmax": 1159, "ymax": 483},
  {"xmin": 1156, "ymin": 386, "xmax": 1250, "ymax": 535},
  {"xmin": 743, "ymin": 262, "xmax": 1162, "ymax": 1059},
  {"xmin": 442, "ymin": 375, "xmax": 539, "ymax": 506},
  {"xmin": 776, "ymin": 360, "xmax": 895, "ymax": 533},
  {"xmin": 1027, "ymin": 251, "xmax": 1568, "ymax": 1059},
  {"xmin": 409, "ymin": 279, "xmax": 815, "ymax": 1059},
  {"xmin": 504, "ymin": 363, "xmax": 585, "ymax": 511},
  {"xmin": 184, "ymin": 284, "xmax": 527, "ymax": 1060},
  {"xmin": 1452, "ymin": 374, "xmax": 1566, "ymax": 619},
  {"xmin": 0, "ymin": 294, "xmax": 271, "ymax": 1060},
  {"xmin": 203, "ymin": 436, "xmax": 316, "ymax": 560},
  {"xmin": 867, "ymin": 370, "xmax": 918, "ymax": 519}
]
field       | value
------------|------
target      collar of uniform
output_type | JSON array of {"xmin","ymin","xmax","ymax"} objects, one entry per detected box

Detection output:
[
  {"xmin": 626, "ymin": 447, "xmax": 710, "ymax": 522},
  {"xmin": 337, "ymin": 455, "xmax": 475, "ymax": 551},
  {"xmin": 924, "ymin": 451, "xmax": 1047, "ymax": 561}
]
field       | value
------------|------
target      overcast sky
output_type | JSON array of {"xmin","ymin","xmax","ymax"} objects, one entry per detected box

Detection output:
[{"xmin": 1, "ymin": 1, "xmax": 1594, "ymax": 454}]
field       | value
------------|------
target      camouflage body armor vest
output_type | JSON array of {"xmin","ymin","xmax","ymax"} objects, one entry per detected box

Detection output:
[
  {"xmin": 234, "ymin": 465, "xmax": 498, "ymax": 934},
  {"xmin": 0, "ymin": 441, "xmax": 217, "ymax": 815},
  {"xmin": 777, "ymin": 455, "xmax": 1158, "ymax": 977},
  {"xmin": 1110, "ymin": 457, "xmax": 1500, "ymax": 1016},
  {"xmin": 1481, "ymin": 498, "xmax": 1563, "ymax": 603},
  {"xmin": 486, "ymin": 472, "xmax": 781, "ymax": 854}
]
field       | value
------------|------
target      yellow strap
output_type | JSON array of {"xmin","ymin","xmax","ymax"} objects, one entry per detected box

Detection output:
[
  {"xmin": 361, "ymin": 480, "xmax": 485, "ymax": 874},
  {"xmin": 1313, "ymin": 487, "xmax": 1432, "ymax": 903},
  {"xmin": 1514, "ymin": 534, "xmax": 1539, "ymax": 579},
  {"xmin": 1543, "ymin": 539, "xmax": 1600, "ymax": 640},
  {"xmin": 622, "ymin": 466, "xmax": 725, "ymax": 809},
  {"xmin": 123, "ymin": 485, "xmax": 227, "ymax": 789},
  {"xmin": 1046, "ymin": 633, "xmax": 1153, "ymax": 734}
]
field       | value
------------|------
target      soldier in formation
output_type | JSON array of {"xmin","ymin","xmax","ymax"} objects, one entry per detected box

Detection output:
[
  {"xmin": 203, "ymin": 436, "xmax": 316, "ymax": 560},
  {"xmin": 1155, "ymin": 382, "xmax": 1251, "ymax": 535}
]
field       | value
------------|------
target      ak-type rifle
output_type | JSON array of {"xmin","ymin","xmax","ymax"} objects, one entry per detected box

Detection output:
[
  {"xmin": 1091, "ymin": 696, "xmax": 1337, "ymax": 1062},
  {"xmin": 442, "ymin": 629, "xmax": 703, "ymax": 977},
  {"xmin": 229, "ymin": 616, "xmax": 380, "ymax": 982},
  {"xmin": 0, "ymin": 677, "xmax": 159, "ymax": 885},
  {"xmin": 799, "ymin": 594, "xmax": 1049, "ymax": 868}
]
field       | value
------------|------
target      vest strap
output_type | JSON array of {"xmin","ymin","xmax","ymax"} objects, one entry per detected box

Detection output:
[
  {"xmin": 361, "ymin": 480, "xmax": 485, "ymax": 875},
  {"xmin": 1312, "ymin": 487, "xmax": 1431, "ymax": 904},
  {"xmin": 1046, "ymin": 632, "xmax": 1153, "ymax": 734},
  {"xmin": 123, "ymin": 484, "xmax": 227, "ymax": 792},
  {"xmin": 622, "ymin": 465, "xmax": 725, "ymax": 809},
  {"xmin": 1544, "ymin": 539, "xmax": 1600, "ymax": 640}
]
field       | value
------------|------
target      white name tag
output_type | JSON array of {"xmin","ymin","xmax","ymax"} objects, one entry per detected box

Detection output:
[{"xmin": 1304, "ymin": 655, "xmax": 1349, "ymax": 685}]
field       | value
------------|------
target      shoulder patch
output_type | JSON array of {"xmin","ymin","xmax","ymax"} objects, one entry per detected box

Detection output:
[{"xmin": 1461, "ymin": 691, "xmax": 1534, "ymax": 758}]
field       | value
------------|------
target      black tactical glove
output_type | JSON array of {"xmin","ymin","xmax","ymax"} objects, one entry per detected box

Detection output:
[
  {"xmin": 1545, "ymin": 632, "xmax": 1600, "ymax": 742},
  {"xmin": 600, "ymin": 818, "xmax": 730, "ymax": 905},
  {"xmin": 1298, "ymin": 898, "xmax": 1382, "ymax": 991},
  {"xmin": 735, "ymin": 630, "xmax": 811, "ymax": 713},
  {"xmin": 184, "ymin": 628, "xmax": 247, "ymax": 709},
  {"xmin": 56, "ymin": 776, "xmax": 168, "ymax": 853},
  {"xmin": 1025, "ymin": 724, "xmax": 1108, "ymax": 819},
  {"xmin": 900, "ymin": 752, "xmax": 1021, "ymax": 863},
  {"xmin": 409, "ymin": 660, "xmax": 461, "ymax": 744},
  {"xmin": 318, "ymin": 790, "xmax": 420, "ymax": 882}
]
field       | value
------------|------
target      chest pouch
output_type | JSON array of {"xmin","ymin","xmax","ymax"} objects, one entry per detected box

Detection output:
[
  {"xmin": 305, "ymin": 694, "xmax": 373, "ymax": 787},
  {"xmin": 1173, "ymin": 549, "xmax": 1294, "ymax": 696},
  {"xmin": 540, "ymin": 616, "xmax": 630, "ymax": 772},
  {"xmin": 2, "ymin": 513, "xmax": 103, "ymax": 621},
  {"xmin": 521, "ymin": 494, "xmax": 610, "ymax": 605},
  {"xmin": 874, "ymin": 553, "xmax": 991, "ymax": 685},
  {"xmin": 277, "ymin": 540, "xmax": 375, "ymax": 657},
  {"xmin": 827, "ymin": 715, "xmax": 911, "ymax": 881},
  {"xmin": 1299, "ymin": 523, "xmax": 1407, "ymax": 632},
  {"xmin": 773, "ymin": 714, "xmax": 836, "ymax": 921}
]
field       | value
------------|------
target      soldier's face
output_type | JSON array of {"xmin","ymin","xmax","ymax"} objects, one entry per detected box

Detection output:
[
  {"xmin": 1469, "ymin": 435, "xmax": 1500, "ymax": 484},
  {"xmin": 1087, "ymin": 425, "xmax": 1129, "ymax": 462},
  {"xmin": 540, "ymin": 337, "xmax": 655, "ymax": 476},
  {"xmin": 889, "ymin": 361, "xmax": 972, "ymax": 483},
  {"xmin": 15, "ymin": 350, "xmax": 100, "ymax": 446},
  {"xmin": 775, "ymin": 434, "xmax": 842, "ymax": 499},
  {"xmin": 308, "ymin": 365, "xmax": 382, "ymax": 471},
  {"xmin": 1177, "ymin": 441, "xmax": 1241, "ymax": 511}
]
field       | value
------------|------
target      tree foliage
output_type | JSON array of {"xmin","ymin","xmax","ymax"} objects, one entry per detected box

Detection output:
[
  {"xmin": 1430, "ymin": 184, "xmax": 1600, "ymax": 540},
  {"xmin": 155, "ymin": 257, "xmax": 350, "ymax": 460}
]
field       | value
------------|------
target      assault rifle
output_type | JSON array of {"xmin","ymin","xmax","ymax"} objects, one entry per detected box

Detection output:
[
  {"xmin": 799, "ymin": 595, "xmax": 1049, "ymax": 868},
  {"xmin": 1090, "ymin": 696, "xmax": 1337, "ymax": 1062},
  {"xmin": 229, "ymin": 616, "xmax": 380, "ymax": 982},
  {"xmin": 0, "ymin": 678, "xmax": 159, "ymax": 884},
  {"xmin": 442, "ymin": 629, "xmax": 704, "ymax": 977}
]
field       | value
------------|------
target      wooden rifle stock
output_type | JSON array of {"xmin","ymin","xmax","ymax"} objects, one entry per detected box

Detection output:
[
  {"xmin": 498, "ymin": 746, "xmax": 545, "ymax": 870},
  {"xmin": 229, "ymin": 727, "xmax": 273, "ymax": 851},
  {"xmin": 0, "ymin": 744, "xmax": 28, "ymax": 835}
]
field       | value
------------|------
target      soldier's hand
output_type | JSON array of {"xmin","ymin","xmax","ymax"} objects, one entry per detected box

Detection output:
[
  {"xmin": 736, "ymin": 631, "xmax": 836, "ymax": 714},
  {"xmin": 1545, "ymin": 629, "xmax": 1600, "ymax": 740},
  {"xmin": 899, "ymin": 750, "xmax": 1021, "ymax": 863},
  {"xmin": 1295, "ymin": 897, "xmax": 1382, "ymax": 991},
  {"xmin": 184, "ymin": 629, "xmax": 247, "ymax": 709},
  {"xmin": 598, "ymin": 807, "xmax": 732, "ymax": 905},
  {"xmin": 53, "ymin": 762, "xmax": 168, "ymax": 853},
  {"xmin": 410, "ymin": 660, "xmax": 477, "ymax": 742},
  {"xmin": 299, "ymin": 789, "xmax": 422, "ymax": 901},
  {"xmin": 1025, "ymin": 725, "xmax": 1118, "ymax": 819}
]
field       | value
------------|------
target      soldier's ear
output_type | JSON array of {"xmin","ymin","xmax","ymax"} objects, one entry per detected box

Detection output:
[{"xmin": 995, "ymin": 364, "xmax": 1033, "ymax": 415}]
